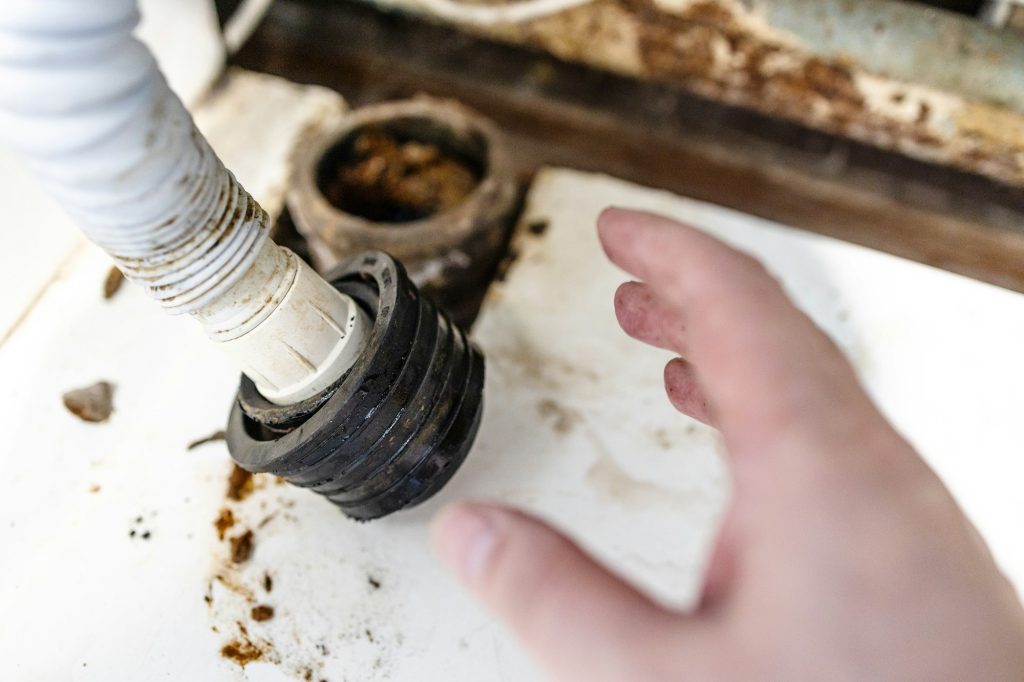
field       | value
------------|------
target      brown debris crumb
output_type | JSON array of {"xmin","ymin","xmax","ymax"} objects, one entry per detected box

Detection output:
[
  {"xmin": 103, "ymin": 266, "xmax": 125, "ymax": 300},
  {"xmin": 367, "ymin": 575, "xmax": 381, "ymax": 590},
  {"xmin": 88, "ymin": 484, "xmax": 101, "ymax": 494},
  {"xmin": 62, "ymin": 381, "xmax": 115, "ymax": 423},
  {"xmin": 230, "ymin": 530, "xmax": 254, "ymax": 564},
  {"xmin": 226, "ymin": 464, "xmax": 255, "ymax": 501},
  {"xmin": 187, "ymin": 430, "xmax": 226, "ymax": 451},
  {"xmin": 220, "ymin": 640, "xmax": 263, "ymax": 667},
  {"xmin": 321, "ymin": 128, "xmax": 479, "ymax": 222},
  {"xmin": 250, "ymin": 605, "xmax": 275, "ymax": 622},
  {"xmin": 263, "ymin": 572, "xmax": 273, "ymax": 593},
  {"xmin": 214, "ymin": 508, "xmax": 236, "ymax": 541}
]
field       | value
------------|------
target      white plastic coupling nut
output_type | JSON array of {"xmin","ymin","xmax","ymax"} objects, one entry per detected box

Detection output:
[{"xmin": 193, "ymin": 240, "xmax": 370, "ymax": 405}]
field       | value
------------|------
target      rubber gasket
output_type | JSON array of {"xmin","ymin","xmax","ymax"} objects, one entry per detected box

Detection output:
[{"xmin": 225, "ymin": 251, "xmax": 484, "ymax": 520}]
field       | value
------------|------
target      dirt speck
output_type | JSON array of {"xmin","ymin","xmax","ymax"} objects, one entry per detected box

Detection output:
[
  {"xmin": 527, "ymin": 218, "xmax": 549, "ymax": 236},
  {"xmin": 263, "ymin": 572, "xmax": 273, "ymax": 593},
  {"xmin": 916, "ymin": 101, "xmax": 932, "ymax": 125},
  {"xmin": 214, "ymin": 508, "xmax": 236, "ymax": 541},
  {"xmin": 251, "ymin": 605, "xmax": 275, "ymax": 622},
  {"xmin": 321, "ymin": 127, "xmax": 479, "ymax": 222},
  {"xmin": 188, "ymin": 429, "xmax": 226, "ymax": 451},
  {"xmin": 227, "ymin": 465, "xmax": 255, "ymax": 501},
  {"xmin": 62, "ymin": 381, "xmax": 114, "ymax": 423},
  {"xmin": 230, "ymin": 530, "xmax": 254, "ymax": 564},
  {"xmin": 88, "ymin": 484, "xmax": 101, "ymax": 494},
  {"xmin": 367, "ymin": 575, "xmax": 381, "ymax": 590},
  {"xmin": 103, "ymin": 266, "xmax": 125, "ymax": 300}
]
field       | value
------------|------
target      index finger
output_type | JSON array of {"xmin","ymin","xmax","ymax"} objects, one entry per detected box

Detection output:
[{"xmin": 597, "ymin": 207, "xmax": 881, "ymax": 457}]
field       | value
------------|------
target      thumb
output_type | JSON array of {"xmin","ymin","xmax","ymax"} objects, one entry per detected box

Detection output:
[{"xmin": 431, "ymin": 503, "xmax": 703, "ymax": 682}]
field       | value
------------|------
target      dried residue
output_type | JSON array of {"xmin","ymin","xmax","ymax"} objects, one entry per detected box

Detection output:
[{"xmin": 62, "ymin": 381, "xmax": 115, "ymax": 423}]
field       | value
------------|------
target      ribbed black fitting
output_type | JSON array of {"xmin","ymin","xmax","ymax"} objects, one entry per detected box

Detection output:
[{"xmin": 225, "ymin": 251, "xmax": 484, "ymax": 521}]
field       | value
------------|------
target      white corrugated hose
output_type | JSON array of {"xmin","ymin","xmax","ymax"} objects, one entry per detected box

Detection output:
[{"xmin": 0, "ymin": 0, "xmax": 369, "ymax": 405}]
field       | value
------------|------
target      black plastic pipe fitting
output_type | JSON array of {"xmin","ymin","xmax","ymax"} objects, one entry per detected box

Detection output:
[{"xmin": 224, "ymin": 251, "xmax": 484, "ymax": 521}]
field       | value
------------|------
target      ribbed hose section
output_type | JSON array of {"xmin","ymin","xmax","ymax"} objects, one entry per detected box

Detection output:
[
  {"xmin": 0, "ymin": 0, "xmax": 267, "ymax": 314},
  {"xmin": 226, "ymin": 252, "xmax": 485, "ymax": 520}
]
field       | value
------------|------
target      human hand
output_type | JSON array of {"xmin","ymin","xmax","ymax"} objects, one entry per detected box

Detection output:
[{"xmin": 431, "ymin": 207, "xmax": 1024, "ymax": 681}]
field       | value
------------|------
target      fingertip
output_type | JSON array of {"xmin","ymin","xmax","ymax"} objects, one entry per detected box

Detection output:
[
  {"xmin": 596, "ymin": 205, "xmax": 631, "ymax": 230},
  {"xmin": 664, "ymin": 358, "xmax": 714, "ymax": 425},
  {"xmin": 432, "ymin": 502, "xmax": 505, "ymax": 587},
  {"xmin": 597, "ymin": 206, "xmax": 641, "ymax": 257},
  {"xmin": 613, "ymin": 280, "xmax": 647, "ymax": 332},
  {"xmin": 613, "ymin": 280, "xmax": 644, "ymax": 310}
]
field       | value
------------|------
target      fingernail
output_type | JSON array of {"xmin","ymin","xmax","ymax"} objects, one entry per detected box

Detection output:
[{"xmin": 432, "ymin": 504, "xmax": 500, "ymax": 587}]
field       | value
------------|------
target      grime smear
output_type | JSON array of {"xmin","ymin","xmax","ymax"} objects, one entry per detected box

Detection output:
[
  {"xmin": 62, "ymin": 381, "xmax": 115, "ymax": 423},
  {"xmin": 586, "ymin": 451, "xmax": 691, "ymax": 512},
  {"xmin": 536, "ymin": 398, "xmax": 578, "ymax": 435},
  {"xmin": 321, "ymin": 127, "xmax": 479, "ymax": 222}
]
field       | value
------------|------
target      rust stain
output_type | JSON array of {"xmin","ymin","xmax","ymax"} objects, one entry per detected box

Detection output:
[
  {"xmin": 230, "ymin": 529, "xmax": 255, "ymax": 564},
  {"xmin": 227, "ymin": 464, "xmax": 255, "ymax": 502},
  {"xmin": 220, "ymin": 639, "xmax": 264, "ymax": 667},
  {"xmin": 474, "ymin": 0, "xmax": 1024, "ymax": 186},
  {"xmin": 214, "ymin": 508, "xmax": 236, "ymax": 541}
]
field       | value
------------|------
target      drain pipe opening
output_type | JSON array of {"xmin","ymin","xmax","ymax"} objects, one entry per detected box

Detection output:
[{"xmin": 288, "ymin": 97, "xmax": 518, "ymax": 328}]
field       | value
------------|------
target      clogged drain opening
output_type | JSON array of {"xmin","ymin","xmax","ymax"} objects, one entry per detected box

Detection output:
[{"xmin": 315, "ymin": 116, "xmax": 488, "ymax": 223}]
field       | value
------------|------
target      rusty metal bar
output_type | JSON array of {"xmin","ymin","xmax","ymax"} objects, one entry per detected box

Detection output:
[
  {"xmin": 358, "ymin": 0, "xmax": 1024, "ymax": 189},
  {"xmin": 745, "ymin": 0, "xmax": 1024, "ymax": 113}
]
